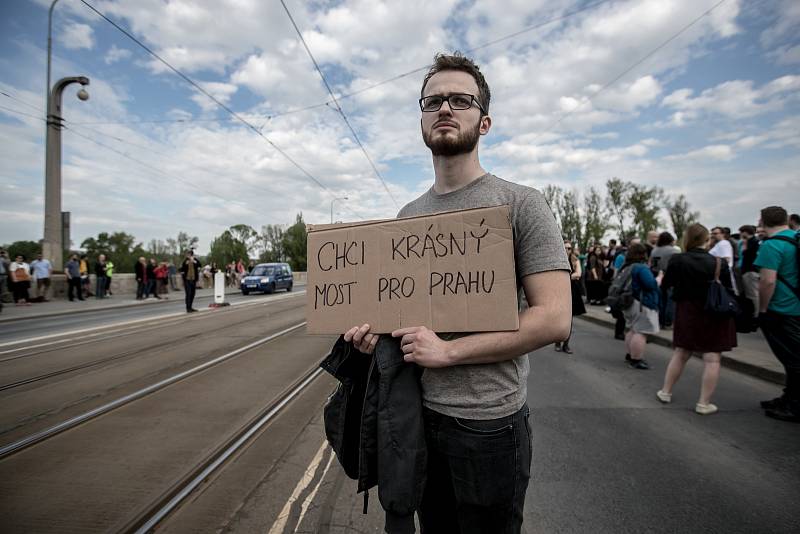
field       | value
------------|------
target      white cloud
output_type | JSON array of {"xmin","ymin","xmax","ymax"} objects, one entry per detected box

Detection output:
[
  {"xmin": 190, "ymin": 82, "xmax": 238, "ymax": 112},
  {"xmin": 664, "ymin": 144, "xmax": 735, "ymax": 162},
  {"xmin": 59, "ymin": 22, "xmax": 95, "ymax": 50},
  {"xmin": 104, "ymin": 45, "xmax": 132, "ymax": 65}
]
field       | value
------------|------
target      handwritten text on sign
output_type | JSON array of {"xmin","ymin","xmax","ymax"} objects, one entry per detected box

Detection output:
[{"xmin": 306, "ymin": 205, "xmax": 519, "ymax": 334}]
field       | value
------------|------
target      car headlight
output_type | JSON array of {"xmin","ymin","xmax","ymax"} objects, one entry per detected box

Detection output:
[{"xmin": 261, "ymin": 277, "xmax": 269, "ymax": 283}]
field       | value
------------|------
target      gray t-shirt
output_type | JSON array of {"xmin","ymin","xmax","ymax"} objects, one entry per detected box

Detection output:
[
  {"xmin": 397, "ymin": 173, "xmax": 569, "ymax": 419},
  {"xmin": 651, "ymin": 245, "xmax": 680, "ymax": 273}
]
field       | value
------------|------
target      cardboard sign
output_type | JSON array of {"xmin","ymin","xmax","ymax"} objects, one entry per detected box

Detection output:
[{"xmin": 306, "ymin": 205, "xmax": 519, "ymax": 334}]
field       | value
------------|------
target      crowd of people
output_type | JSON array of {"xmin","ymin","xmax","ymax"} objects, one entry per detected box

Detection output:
[{"xmin": 563, "ymin": 206, "xmax": 799, "ymax": 422}]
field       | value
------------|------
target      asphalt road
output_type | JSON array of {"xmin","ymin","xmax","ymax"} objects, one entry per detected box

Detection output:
[
  {"xmin": 2, "ymin": 300, "xmax": 797, "ymax": 533},
  {"xmin": 186, "ymin": 319, "xmax": 799, "ymax": 534}
]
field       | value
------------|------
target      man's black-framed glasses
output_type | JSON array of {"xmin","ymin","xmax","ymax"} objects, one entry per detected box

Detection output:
[{"xmin": 419, "ymin": 93, "xmax": 484, "ymax": 113}]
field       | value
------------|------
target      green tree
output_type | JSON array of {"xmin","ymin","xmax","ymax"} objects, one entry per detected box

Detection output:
[
  {"xmin": 666, "ymin": 194, "xmax": 699, "ymax": 243},
  {"xmin": 259, "ymin": 224, "xmax": 286, "ymax": 263},
  {"xmin": 208, "ymin": 230, "xmax": 249, "ymax": 267},
  {"xmin": 282, "ymin": 213, "xmax": 307, "ymax": 271},
  {"xmin": 557, "ymin": 189, "xmax": 582, "ymax": 247},
  {"xmin": 542, "ymin": 184, "xmax": 563, "ymax": 228},
  {"xmin": 81, "ymin": 231, "xmax": 142, "ymax": 272},
  {"xmin": 582, "ymin": 186, "xmax": 611, "ymax": 251},
  {"xmin": 605, "ymin": 177, "xmax": 630, "ymax": 241},
  {"xmin": 229, "ymin": 224, "xmax": 258, "ymax": 256},
  {"xmin": 627, "ymin": 184, "xmax": 664, "ymax": 239},
  {"xmin": 5, "ymin": 240, "xmax": 41, "ymax": 262}
]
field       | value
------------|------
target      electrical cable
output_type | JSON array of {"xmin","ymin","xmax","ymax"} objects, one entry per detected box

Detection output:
[
  {"xmin": 531, "ymin": 0, "xmax": 729, "ymax": 143},
  {"xmin": 79, "ymin": 0, "xmax": 344, "ymax": 199},
  {"xmin": 279, "ymin": 0, "xmax": 399, "ymax": 210},
  {"xmin": 0, "ymin": 105, "xmax": 45, "ymax": 122},
  {"xmin": 68, "ymin": 0, "xmax": 613, "ymax": 127}
]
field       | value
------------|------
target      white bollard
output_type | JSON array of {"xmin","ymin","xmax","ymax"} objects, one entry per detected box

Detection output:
[{"xmin": 214, "ymin": 271, "xmax": 226, "ymax": 305}]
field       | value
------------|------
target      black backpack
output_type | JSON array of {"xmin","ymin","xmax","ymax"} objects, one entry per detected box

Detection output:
[
  {"xmin": 606, "ymin": 265, "xmax": 634, "ymax": 312},
  {"xmin": 765, "ymin": 233, "xmax": 800, "ymax": 300}
]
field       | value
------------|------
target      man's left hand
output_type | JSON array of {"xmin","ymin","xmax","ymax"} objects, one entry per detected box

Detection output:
[{"xmin": 392, "ymin": 326, "xmax": 451, "ymax": 368}]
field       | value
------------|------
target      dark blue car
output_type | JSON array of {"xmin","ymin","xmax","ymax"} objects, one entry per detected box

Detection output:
[{"xmin": 240, "ymin": 263, "xmax": 293, "ymax": 295}]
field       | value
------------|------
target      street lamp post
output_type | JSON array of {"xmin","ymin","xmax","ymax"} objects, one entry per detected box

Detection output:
[
  {"xmin": 330, "ymin": 196, "xmax": 348, "ymax": 224},
  {"xmin": 42, "ymin": 76, "xmax": 90, "ymax": 272}
]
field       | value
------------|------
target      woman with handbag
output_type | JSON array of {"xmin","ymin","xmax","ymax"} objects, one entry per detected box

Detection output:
[
  {"xmin": 9, "ymin": 254, "xmax": 32, "ymax": 306},
  {"xmin": 657, "ymin": 223, "xmax": 737, "ymax": 415}
]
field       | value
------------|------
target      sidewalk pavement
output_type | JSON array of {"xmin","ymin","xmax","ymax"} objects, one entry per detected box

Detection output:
[
  {"xmin": 578, "ymin": 305, "xmax": 784, "ymax": 385},
  {"xmin": 0, "ymin": 287, "xmax": 242, "ymax": 324}
]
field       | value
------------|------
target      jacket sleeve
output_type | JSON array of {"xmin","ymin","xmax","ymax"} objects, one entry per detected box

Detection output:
[
  {"xmin": 635, "ymin": 264, "xmax": 659, "ymax": 291},
  {"xmin": 375, "ymin": 337, "xmax": 426, "ymax": 534}
]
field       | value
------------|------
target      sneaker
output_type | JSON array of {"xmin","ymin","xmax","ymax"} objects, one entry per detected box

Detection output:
[
  {"xmin": 695, "ymin": 403, "xmax": 718, "ymax": 415},
  {"xmin": 656, "ymin": 390, "xmax": 672, "ymax": 403},
  {"xmin": 764, "ymin": 407, "xmax": 800, "ymax": 423},
  {"xmin": 628, "ymin": 359, "xmax": 650, "ymax": 370},
  {"xmin": 554, "ymin": 342, "xmax": 562, "ymax": 352},
  {"xmin": 760, "ymin": 396, "xmax": 787, "ymax": 410}
]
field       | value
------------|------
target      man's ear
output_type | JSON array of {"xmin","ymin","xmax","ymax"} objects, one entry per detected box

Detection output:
[{"xmin": 480, "ymin": 115, "xmax": 492, "ymax": 135}]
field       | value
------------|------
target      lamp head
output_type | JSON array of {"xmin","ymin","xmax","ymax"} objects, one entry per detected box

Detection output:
[{"xmin": 77, "ymin": 88, "xmax": 89, "ymax": 101}]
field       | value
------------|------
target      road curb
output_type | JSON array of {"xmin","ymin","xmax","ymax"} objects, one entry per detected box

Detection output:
[
  {"xmin": 0, "ymin": 289, "xmax": 242, "ymax": 325},
  {"xmin": 577, "ymin": 314, "xmax": 785, "ymax": 386}
]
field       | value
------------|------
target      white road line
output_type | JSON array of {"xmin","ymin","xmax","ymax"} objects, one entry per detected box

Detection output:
[
  {"xmin": 268, "ymin": 440, "xmax": 329, "ymax": 534},
  {"xmin": 295, "ymin": 447, "xmax": 335, "ymax": 532},
  {"xmin": 0, "ymin": 291, "xmax": 305, "ymax": 351}
]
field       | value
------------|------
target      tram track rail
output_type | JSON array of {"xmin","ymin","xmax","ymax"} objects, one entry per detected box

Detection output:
[
  {"xmin": 0, "ymin": 322, "xmax": 307, "ymax": 460},
  {"xmin": 0, "ymin": 299, "xmax": 306, "ymax": 393},
  {"xmin": 125, "ymin": 364, "xmax": 325, "ymax": 533}
]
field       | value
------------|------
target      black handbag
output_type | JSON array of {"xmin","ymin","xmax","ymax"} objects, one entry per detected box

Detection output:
[{"xmin": 705, "ymin": 257, "xmax": 740, "ymax": 317}]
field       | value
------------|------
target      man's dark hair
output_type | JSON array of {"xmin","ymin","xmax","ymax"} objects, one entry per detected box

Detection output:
[
  {"xmin": 186, "ymin": 249, "xmax": 194, "ymax": 256},
  {"xmin": 761, "ymin": 206, "xmax": 788, "ymax": 227},
  {"xmin": 625, "ymin": 243, "xmax": 648, "ymax": 264},
  {"xmin": 711, "ymin": 226, "xmax": 723, "ymax": 234},
  {"xmin": 722, "ymin": 227, "xmax": 731, "ymax": 237},
  {"xmin": 790, "ymin": 213, "xmax": 800, "ymax": 225},
  {"xmin": 656, "ymin": 232, "xmax": 674, "ymax": 247},
  {"xmin": 609, "ymin": 239, "xmax": 617, "ymax": 246},
  {"xmin": 421, "ymin": 52, "xmax": 491, "ymax": 115},
  {"xmin": 739, "ymin": 224, "xmax": 756, "ymax": 235}
]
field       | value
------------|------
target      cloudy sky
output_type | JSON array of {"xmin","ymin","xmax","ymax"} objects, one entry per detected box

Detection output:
[{"xmin": 1, "ymin": 0, "xmax": 797, "ymax": 255}]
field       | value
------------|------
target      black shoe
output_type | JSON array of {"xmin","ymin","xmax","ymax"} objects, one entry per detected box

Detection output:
[
  {"xmin": 628, "ymin": 359, "xmax": 650, "ymax": 370},
  {"xmin": 554, "ymin": 342, "xmax": 562, "ymax": 352},
  {"xmin": 761, "ymin": 396, "xmax": 787, "ymax": 410},
  {"xmin": 187, "ymin": 308, "xmax": 199, "ymax": 313},
  {"xmin": 562, "ymin": 345, "xmax": 573, "ymax": 354},
  {"xmin": 765, "ymin": 406, "xmax": 800, "ymax": 423},
  {"xmin": 625, "ymin": 353, "xmax": 632, "ymax": 362},
  {"xmin": 614, "ymin": 333, "xmax": 625, "ymax": 340}
]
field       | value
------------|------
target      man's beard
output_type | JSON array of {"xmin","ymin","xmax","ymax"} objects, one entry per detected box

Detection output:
[{"xmin": 422, "ymin": 119, "xmax": 481, "ymax": 157}]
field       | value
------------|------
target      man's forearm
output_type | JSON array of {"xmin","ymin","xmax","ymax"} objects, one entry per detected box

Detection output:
[
  {"xmin": 759, "ymin": 280, "xmax": 776, "ymax": 313},
  {"xmin": 445, "ymin": 304, "xmax": 571, "ymax": 365}
]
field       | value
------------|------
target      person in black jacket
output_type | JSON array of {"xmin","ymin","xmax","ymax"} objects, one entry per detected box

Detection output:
[
  {"xmin": 180, "ymin": 250, "xmax": 201, "ymax": 313},
  {"xmin": 738, "ymin": 224, "xmax": 760, "ymax": 317},
  {"xmin": 657, "ymin": 223, "xmax": 737, "ymax": 415},
  {"xmin": 134, "ymin": 257, "xmax": 147, "ymax": 300}
]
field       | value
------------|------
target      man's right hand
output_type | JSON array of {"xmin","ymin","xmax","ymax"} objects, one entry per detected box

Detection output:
[{"xmin": 344, "ymin": 324, "xmax": 379, "ymax": 354}]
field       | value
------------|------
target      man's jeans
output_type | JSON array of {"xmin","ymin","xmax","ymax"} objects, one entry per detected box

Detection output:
[
  {"xmin": 68, "ymin": 277, "xmax": 82, "ymax": 300},
  {"xmin": 419, "ymin": 404, "xmax": 532, "ymax": 534},
  {"xmin": 760, "ymin": 312, "xmax": 800, "ymax": 409},
  {"xmin": 95, "ymin": 275, "xmax": 107, "ymax": 299},
  {"xmin": 184, "ymin": 279, "xmax": 197, "ymax": 311}
]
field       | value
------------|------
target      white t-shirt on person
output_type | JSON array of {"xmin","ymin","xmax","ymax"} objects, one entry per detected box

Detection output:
[{"xmin": 709, "ymin": 239, "xmax": 737, "ymax": 291}]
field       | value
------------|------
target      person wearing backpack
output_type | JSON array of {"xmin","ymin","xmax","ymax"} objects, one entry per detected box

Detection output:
[
  {"xmin": 755, "ymin": 206, "xmax": 800, "ymax": 423},
  {"xmin": 618, "ymin": 243, "xmax": 660, "ymax": 370},
  {"xmin": 657, "ymin": 224, "xmax": 737, "ymax": 415}
]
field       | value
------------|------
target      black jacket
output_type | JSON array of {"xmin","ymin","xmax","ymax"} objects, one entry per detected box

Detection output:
[
  {"xmin": 741, "ymin": 237, "xmax": 760, "ymax": 274},
  {"xmin": 321, "ymin": 335, "xmax": 426, "ymax": 534},
  {"xmin": 135, "ymin": 261, "xmax": 146, "ymax": 281},
  {"xmin": 662, "ymin": 248, "xmax": 733, "ymax": 301},
  {"xmin": 180, "ymin": 257, "xmax": 201, "ymax": 279}
]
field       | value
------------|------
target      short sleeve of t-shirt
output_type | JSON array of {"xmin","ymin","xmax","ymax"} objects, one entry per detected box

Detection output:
[
  {"xmin": 614, "ymin": 254, "xmax": 625, "ymax": 270},
  {"xmin": 754, "ymin": 230, "xmax": 800, "ymax": 315}
]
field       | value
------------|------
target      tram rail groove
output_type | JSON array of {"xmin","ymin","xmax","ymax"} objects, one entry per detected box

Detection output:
[
  {"xmin": 0, "ymin": 321, "xmax": 307, "ymax": 460},
  {"xmin": 122, "ymin": 364, "xmax": 326, "ymax": 534},
  {"xmin": 0, "ymin": 300, "xmax": 306, "ymax": 392}
]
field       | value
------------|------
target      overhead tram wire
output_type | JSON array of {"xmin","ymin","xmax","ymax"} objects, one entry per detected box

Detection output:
[
  {"xmin": 78, "ymin": 0, "xmax": 342, "ymax": 200},
  {"xmin": 0, "ymin": 105, "xmax": 45, "ymax": 122},
  {"xmin": 279, "ymin": 0, "xmax": 399, "ymax": 210},
  {"xmin": 65, "ymin": 0, "xmax": 613, "ymax": 128},
  {"xmin": 531, "ymin": 0, "xmax": 729, "ymax": 143}
]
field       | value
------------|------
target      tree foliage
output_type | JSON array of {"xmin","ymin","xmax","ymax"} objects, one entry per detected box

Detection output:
[
  {"xmin": 582, "ymin": 186, "xmax": 611, "ymax": 251},
  {"xmin": 259, "ymin": 224, "xmax": 286, "ymax": 263},
  {"xmin": 3, "ymin": 241, "xmax": 41, "ymax": 262},
  {"xmin": 208, "ymin": 229, "xmax": 249, "ymax": 267},
  {"xmin": 557, "ymin": 189, "xmax": 582, "ymax": 247},
  {"xmin": 605, "ymin": 177, "xmax": 630, "ymax": 241},
  {"xmin": 627, "ymin": 184, "xmax": 664, "ymax": 240},
  {"xmin": 282, "ymin": 213, "xmax": 307, "ymax": 271},
  {"xmin": 666, "ymin": 194, "xmax": 699, "ymax": 242}
]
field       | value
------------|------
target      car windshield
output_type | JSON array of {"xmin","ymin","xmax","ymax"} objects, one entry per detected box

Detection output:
[{"xmin": 251, "ymin": 266, "xmax": 276, "ymax": 276}]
